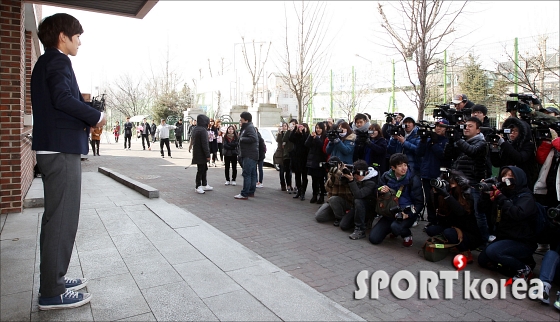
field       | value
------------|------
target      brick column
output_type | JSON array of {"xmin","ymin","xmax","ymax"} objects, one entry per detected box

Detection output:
[{"xmin": 0, "ymin": 0, "xmax": 35, "ymax": 214}]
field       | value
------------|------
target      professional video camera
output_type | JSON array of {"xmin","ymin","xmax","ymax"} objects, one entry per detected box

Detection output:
[
  {"xmin": 415, "ymin": 121, "xmax": 436, "ymax": 140},
  {"xmin": 530, "ymin": 118, "xmax": 560, "ymax": 141},
  {"xmin": 440, "ymin": 123, "xmax": 465, "ymax": 140},
  {"xmin": 354, "ymin": 129, "xmax": 372, "ymax": 143},
  {"xmin": 432, "ymin": 104, "xmax": 470, "ymax": 125},
  {"xmin": 390, "ymin": 205, "xmax": 412, "ymax": 222},
  {"xmin": 384, "ymin": 112, "xmax": 398, "ymax": 123},
  {"xmin": 482, "ymin": 127, "xmax": 511, "ymax": 151},
  {"xmin": 91, "ymin": 93, "xmax": 106, "ymax": 112},
  {"xmin": 387, "ymin": 123, "xmax": 406, "ymax": 137},
  {"xmin": 327, "ymin": 129, "xmax": 343, "ymax": 140}
]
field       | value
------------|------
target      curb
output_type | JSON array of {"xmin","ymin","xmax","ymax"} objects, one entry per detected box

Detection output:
[{"xmin": 98, "ymin": 167, "xmax": 159, "ymax": 198}]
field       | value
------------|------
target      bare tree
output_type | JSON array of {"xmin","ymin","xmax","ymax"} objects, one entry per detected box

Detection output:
[
  {"xmin": 494, "ymin": 35, "xmax": 560, "ymax": 107},
  {"xmin": 332, "ymin": 86, "xmax": 375, "ymax": 122},
  {"xmin": 378, "ymin": 0, "xmax": 467, "ymax": 120},
  {"xmin": 279, "ymin": 1, "xmax": 333, "ymax": 123},
  {"xmin": 240, "ymin": 37, "xmax": 272, "ymax": 108},
  {"xmin": 104, "ymin": 73, "xmax": 152, "ymax": 118}
]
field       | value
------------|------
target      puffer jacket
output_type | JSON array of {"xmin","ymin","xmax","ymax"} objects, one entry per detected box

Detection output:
[
  {"xmin": 222, "ymin": 134, "xmax": 238, "ymax": 157},
  {"xmin": 377, "ymin": 168, "xmax": 424, "ymax": 215},
  {"xmin": 238, "ymin": 121, "xmax": 259, "ymax": 160},
  {"xmin": 288, "ymin": 129, "xmax": 309, "ymax": 171},
  {"xmin": 352, "ymin": 121, "xmax": 371, "ymax": 161},
  {"xmin": 417, "ymin": 133, "xmax": 450, "ymax": 179},
  {"xmin": 326, "ymin": 133, "xmax": 356, "ymax": 165},
  {"xmin": 258, "ymin": 132, "xmax": 266, "ymax": 161},
  {"xmin": 490, "ymin": 117, "xmax": 537, "ymax": 189},
  {"xmin": 492, "ymin": 166, "xmax": 537, "ymax": 247},
  {"xmin": 364, "ymin": 137, "xmax": 388, "ymax": 170},
  {"xmin": 444, "ymin": 133, "xmax": 488, "ymax": 184},
  {"xmin": 387, "ymin": 126, "xmax": 421, "ymax": 174},
  {"xmin": 191, "ymin": 114, "xmax": 210, "ymax": 165},
  {"xmin": 305, "ymin": 134, "xmax": 327, "ymax": 169}
]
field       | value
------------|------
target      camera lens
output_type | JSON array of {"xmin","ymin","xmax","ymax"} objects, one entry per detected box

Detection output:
[{"xmin": 548, "ymin": 207, "xmax": 560, "ymax": 219}]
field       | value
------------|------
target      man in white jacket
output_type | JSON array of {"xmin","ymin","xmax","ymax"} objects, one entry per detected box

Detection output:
[{"xmin": 156, "ymin": 119, "xmax": 176, "ymax": 158}]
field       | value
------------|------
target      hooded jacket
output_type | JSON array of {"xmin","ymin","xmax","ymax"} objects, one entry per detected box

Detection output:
[
  {"xmin": 492, "ymin": 166, "xmax": 537, "ymax": 246},
  {"xmin": 378, "ymin": 168, "xmax": 424, "ymax": 215},
  {"xmin": 326, "ymin": 133, "xmax": 356, "ymax": 165},
  {"xmin": 490, "ymin": 117, "xmax": 537, "ymax": 189},
  {"xmin": 444, "ymin": 132, "xmax": 488, "ymax": 184},
  {"xmin": 191, "ymin": 114, "xmax": 210, "ymax": 164},
  {"xmin": 387, "ymin": 125, "xmax": 421, "ymax": 174},
  {"xmin": 238, "ymin": 121, "xmax": 259, "ymax": 161},
  {"xmin": 348, "ymin": 167, "xmax": 378, "ymax": 203}
]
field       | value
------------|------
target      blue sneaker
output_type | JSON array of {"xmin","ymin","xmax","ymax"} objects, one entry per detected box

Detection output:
[
  {"xmin": 38, "ymin": 290, "xmax": 92, "ymax": 310},
  {"xmin": 65, "ymin": 277, "xmax": 88, "ymax": 291}
]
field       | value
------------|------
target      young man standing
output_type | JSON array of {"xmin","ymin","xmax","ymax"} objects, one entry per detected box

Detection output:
[
  {"xmin": 32, "ymin": 13, "xmax": 105, "ymax": 310},
  {"xmin": 123, "ymin": 116, "xmax": 133, "ymax": 150},
  {"xmin": 175, "ymin": 119, "xmax": 184, "ymax": 149},
  {"xmin": 155, "ymin": 119, "xmax": 176, "ymax": 158},
  {"xmin": 140, "ymin": 118, "xmax": 151, "ymax": 151},
  {"xmin": 234, "ymin": 112, "xmax": 259, "ymax": 200}
]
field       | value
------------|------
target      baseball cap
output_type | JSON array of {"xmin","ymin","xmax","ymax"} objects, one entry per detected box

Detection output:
[
  {"xmin": 452, "ymin": 94, "xmax": 467, "ymax": 105},
  {"xmin": 402, "ymin": 116, "xmax": 415, "ymax": 123},
  {"xmin": 435, "ymin": 119, "xmax": 449, "ymax": 126},
  {"xmin": 545, "ymin": 107, "xmax": 560, "ymax": 115}
]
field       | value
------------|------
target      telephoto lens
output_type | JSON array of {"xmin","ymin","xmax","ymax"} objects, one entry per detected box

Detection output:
[
  {"xmin": 547, "ymin": 207, "xmax": 560, "ymax": 219},
  {"xmin": 430, "ymin": 178, "xmax": 448, "ymax": 190}
]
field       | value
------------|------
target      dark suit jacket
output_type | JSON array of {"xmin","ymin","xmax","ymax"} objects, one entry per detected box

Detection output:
[{"xmin": 31, "ymin": 48, "xmax": 101, "ymax": 155}]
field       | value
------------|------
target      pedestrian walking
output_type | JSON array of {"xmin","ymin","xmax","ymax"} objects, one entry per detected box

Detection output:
[
  {"xmin": 155, "ymin": 119, "xmax": 176, "ymax": 158},
  {"xmin": 123, "ymin": 116, "xmax": 133, "ymax": 150}
]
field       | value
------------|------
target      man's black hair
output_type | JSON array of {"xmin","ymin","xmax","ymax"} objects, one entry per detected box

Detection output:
[
  {"xmin": 240, "ymin": 111, "xmax": 252, "ymax": 122},
  {"xmin": 353, "ymin": 159, "xmax": 369, "ymax": 171},
  {"xmin": 38, "ymin": 13, "xmax": 84, "ymax": 49},
  {"xmin": 398, "ymin": 113, "xmax": 405, "ymax": 118},
  {"xmin": 389, "ymin": 153, "xmax": 408, "ymax": 167},
  {"xmin": 354, "ymin": 113, "xmax": 368, "ymax": 122},
  {"xmin": 466, "ymin": 116, "xmax": 482, "ymax": 129},
  {"xmin": 471, "ymin": 104, "xmax": 488, "ymax": 116},
  {"xmin": 289, "ymin": 118, "xmax": 298, "ymax": 124}
]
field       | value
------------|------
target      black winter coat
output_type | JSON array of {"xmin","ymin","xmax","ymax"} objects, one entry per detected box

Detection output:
[
  {"xmin": 222, "ymin": 135, "xmax": 239, "ymax": 157},
  {"xmin": 444, "ymin": 133, "xmax": 488, "ymax": 184},
  {"xmin": 175, "ymin": 122, "xmax": 184, "ymax": 136},
  {"xmin": 191, "ymin": 115, "xmax": 210, "ymax": 165},
  {"xmin": 305, "ymin": 134, "xmax": 327, "ymax": 169},
  {"xmin": 289, "ymin": 129, "xmax": 309, "ymax": 171},
  {"xmin": 238, "ymin": 122, "xmax": 259, "ymax": 160},
  {"xmin": 492, "ymin": 166, "xmax": 537, "ymax": 247},
  {"xmin": 490, "ymin": 117, "xmax": 537, "ymax": 189},
  {"xmin": 258, "ymin": 132, "xmax": 266, "ymax": 161}
]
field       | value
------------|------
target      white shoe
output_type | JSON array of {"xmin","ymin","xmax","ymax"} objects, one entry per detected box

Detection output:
[
  {"xmin": 412, "ymin": 217, "xmax": 419, "ymax": 227},
  {"xmin": 231, "ymin": 181, "xmax": 237, "ymax": 186},
  {"xmin": 225, "ymin": 181, "xmax": 231, "ymax": 185},
  {"xmin": 256, "ymin": 183, "xmax": 264, "ymax": 188},
  {"xmin": 202, "ymin": 185, "xmax": 213, "ymax": 191},
  {"xmin": 488, "ymin": 235, "xmax": 496, "ymax": 243},
  {"xmin": 195, "ymin": 187, "xmax": 205, "ymax": 194}
]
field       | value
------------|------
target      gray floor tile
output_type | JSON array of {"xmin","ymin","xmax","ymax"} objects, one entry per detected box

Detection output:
[
  {"xmin": 1, "ymin": 236, "xmax": 37, "ymax": 261},
  {"xmin": 77, "ymin": 214, "xmax": 106, "ymax": 231},
  {"xmin": 0, "ymin": 212, "xmax": 40, "ymax": 240},
  {"xmin": 30, "ymin": 305, "xmax": 93, "ymax": 321},
  {"xmin": 116, "ymin": 312, "xmax": 157, "ymax": 321},
  {"xmin": 79, "ymin": 247, "xmax": 129, "ymax": 280},
  {"xmin": 141, "ymin": 225, "xmax": 180, "ymax": 242},
  {"xmin": 203, "ymin": 289, "xmax": 281, "ymax": 321},
  {"xmin": 1, "ymin": 258, "xmax": 35, "ymax": 296},
  {"xmin": 87, "ymin": 273, "xmax": 150, "ymax": 321},
  {"xmin": 123, "ymin": 252, "xmax": 183, "ymax": 290},
  {"xmin": 100, "ymin": 217, "xmax": 143, "ymax": 237},
  {"xmin": 173, "ymin": 259, "xmax": 242, "ymax": 299},
  {"xmin": 95, "ymin": 207, "xmax": 127, "ymax": 221},
  {"xmin": 111, "ymin": 232, "xmax": 160, "ymax": 258},
  {"xmin": 144, "ymin": 203, "xmax": 203, "ymax": 228},
  {"xmin": 1, "ymin": 291, "xmax": 32, "ymax": 321},
  {"xmin": 142, "ymin": 281, "xmax": 218, "ymax": 321},
  {"xmin": 149, "ymin": 235, "xmax": 205, "ymax": 264},
  {"xmin": 75, "ymin": 229, "xmax": 115, "ymax": 252}
]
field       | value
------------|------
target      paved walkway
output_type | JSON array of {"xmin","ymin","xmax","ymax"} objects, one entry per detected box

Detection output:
[{"xmin": 2, "ymin": 137, "xmax": 559, "ymax": 321}]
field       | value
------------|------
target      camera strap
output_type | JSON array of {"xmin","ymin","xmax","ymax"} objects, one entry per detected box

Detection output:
[{"xmin": 395, "ymin": 185, "xmax": 404, "ymax": 198}]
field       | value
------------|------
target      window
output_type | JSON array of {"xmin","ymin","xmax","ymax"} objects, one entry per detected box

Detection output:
[{"xmin": 283, "ymin": 92, "xmax": 289, "ymax": 98}]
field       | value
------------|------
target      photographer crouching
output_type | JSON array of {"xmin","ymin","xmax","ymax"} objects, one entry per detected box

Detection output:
[
  {"xmin": 426, "ymin": 169, "xmax": 482, "ymax": 264},
  {"xmin": 478, "ymin": 166, "xmax": 538, "ymax": 281},
  {"xmin": 369, "ymin": 153, "xmax": 424, "ymax": 246}
]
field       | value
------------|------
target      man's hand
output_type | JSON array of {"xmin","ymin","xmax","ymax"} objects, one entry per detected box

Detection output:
[
  {"xmin": 95, "ymin": 113, "xmax": 107, "ymax": 128},
  {"xmin": 551, "ymin": 128, "xmax": 558, "ymax": 140},
  {"xmin": 379, "ymin": 185, "xmax": 390, "ymax": 193},
  {"xmin": 396, "ymin": 135, "xmax": 405, "ymax": 144}
]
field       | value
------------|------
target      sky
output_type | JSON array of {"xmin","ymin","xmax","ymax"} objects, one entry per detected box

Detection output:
[{"xmin": 40, "ymin": 1, "xmax": 559, "ymax": 101}]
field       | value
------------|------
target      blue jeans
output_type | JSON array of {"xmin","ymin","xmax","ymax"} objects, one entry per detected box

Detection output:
[
  {"xmin": 369, "ymin": 213, "xmax": 417, "ymax": 244},
  {"xmin": 478, "ymin": 239, "xmax": 536, "ymax": 271},
  {"xmin": 257, "ymin": 160, "xmax": 264, "ymax": 183},
  {"xmin": 540, "ymin": 249, "xmax": 560, "ymax": 284},
  {"xmin": 240, "ymin": 157, "xmax": 257, "ymax": 197},
  {"xmin": 470, "ymin": 189, "xmax": 489, "ymax": 243}
]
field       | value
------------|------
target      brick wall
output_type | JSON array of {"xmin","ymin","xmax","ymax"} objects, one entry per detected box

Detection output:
[{"xmin": 0, "ymin": 0, "xmax": 35, "ymax": 214}]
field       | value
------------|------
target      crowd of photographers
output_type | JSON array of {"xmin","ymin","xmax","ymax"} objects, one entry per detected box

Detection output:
[{"xmin": 274, "ymin": 93, "xmax": 560, "ymax": 310}]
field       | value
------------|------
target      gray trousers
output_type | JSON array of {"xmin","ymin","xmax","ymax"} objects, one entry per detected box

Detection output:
[
  {"xmin": 315, "ymin": 196, "xmax": 354, "ymax": 231},
  {"xmin": 36, "ymin": 153, "xmax": 82, "ymax": 298}
]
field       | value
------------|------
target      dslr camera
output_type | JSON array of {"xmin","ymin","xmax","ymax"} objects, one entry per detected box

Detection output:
[
  {"xmin": 91, "ymin": 93, "xmax": 106, "ymax": 112},
  {"xmin": 390, "ymin": 205, "xmax": 412, "ymax": 222},
  {"xmin": 548, "ymin": 205, "xmax": 560, "ymax": 220},
  {"xmin": 474, "ymin": 177, "xmax": 514, "ymax": 192},
  {"xmin": 341, "ymin": 164, "xmax": 354, "ymax": 175}
]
